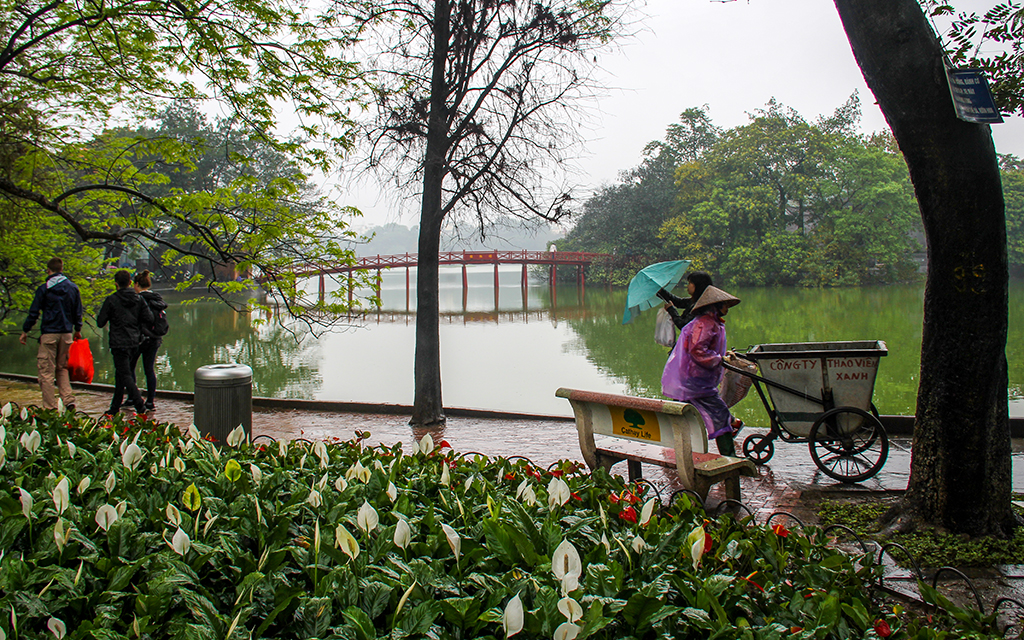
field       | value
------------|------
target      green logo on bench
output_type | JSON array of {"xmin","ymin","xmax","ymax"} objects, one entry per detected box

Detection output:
[{"xmin": 612, "ymin": 407, "xmax": 661, "ymax": 442}]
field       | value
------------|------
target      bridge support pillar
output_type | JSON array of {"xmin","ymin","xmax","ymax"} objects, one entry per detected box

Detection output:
[
  {"xmin": 406, "ymin": 267, "xmax": 410, "ymax": 311},
  {"xmin": 375, "ymin": 270, "xmax": 382, "ymax": 307},
  {"xmin": 318, "ymin": 274, "xmax": 325, "ymax": 303},
  {"xmin": 550, "ymin": 264, "xmax": 556, "ymax": 288},
  {"xmin": 347, "ymin": 275, "xmax": 353, "ymax": 311},
  {"xmin": 521, "ymin": 263, "xmax": 528, "ymax": 289},
  {"xmin": 494, "ymin": 263, "xmax": 499, "ymax": 290},
  {"xmin": 462, "ymin": 265, "xmax": 468, "ymax": 292},
  {"xmin": 578, "ymin": 265, "xmax": 584, "ymax": 288}
]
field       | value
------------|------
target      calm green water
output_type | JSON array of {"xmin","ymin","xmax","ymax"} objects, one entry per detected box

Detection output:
[{"xmin": 2, "ymin": 268, "xmax": 1022, "ymax": 421}]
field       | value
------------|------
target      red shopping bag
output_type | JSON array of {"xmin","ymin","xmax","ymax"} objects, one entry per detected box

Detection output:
[{"xmin": 67, "ymin": 338, "xmax": 94, "ymax": 383}]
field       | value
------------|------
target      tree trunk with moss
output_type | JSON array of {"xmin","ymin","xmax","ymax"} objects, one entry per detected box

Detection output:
[{"xmin": 834, "ymin": 0, "xmax": 1013, "ymax": 536}]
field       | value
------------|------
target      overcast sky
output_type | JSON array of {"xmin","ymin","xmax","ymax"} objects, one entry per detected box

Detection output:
[{"xmin": 343, "ymin": 0, "xmax": 1024, "ymax": 229}]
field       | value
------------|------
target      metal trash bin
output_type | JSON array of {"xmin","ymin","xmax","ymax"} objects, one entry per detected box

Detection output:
[{"xmin": 194, "ymin": 364, "xmax": 253, "ymax": 443}]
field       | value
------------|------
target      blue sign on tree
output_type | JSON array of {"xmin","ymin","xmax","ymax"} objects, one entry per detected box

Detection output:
[{"xmin": 945, "ymin": 67, "xmax": 1004, "ymax": 124}]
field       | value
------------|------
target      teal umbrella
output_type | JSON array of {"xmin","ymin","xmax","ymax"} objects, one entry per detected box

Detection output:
[{"xmin": 621, "ymin": 259, "xmax": 691, "ymax": 325}]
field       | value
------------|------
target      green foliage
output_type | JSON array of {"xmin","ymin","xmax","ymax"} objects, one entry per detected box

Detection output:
[
  {"xmin": 1000, "ymin": 155, "xmax": 1024, "ymax": 271},
  {"xmin": 819, "ymin": 499, "xmax": 1024, "ymax": 567},
  {"xmin": 566, "ymin": 97, "xmax": 922, "ymax": 287},
  {"xmin": 0, "ymin": 405, "xmax": 1005, "ymax": 638},
  {"xmin": 0, "ymin": 0, "xmax": 371, "ymax": 331}
]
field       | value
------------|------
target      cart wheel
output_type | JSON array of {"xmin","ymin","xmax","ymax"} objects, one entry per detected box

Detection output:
[
  {"xmin": 742, "ymin": 434, "xmax": 775, "ymax": 464},
  {"xmin": 808, "ymin": 407, "xmax": 888, "ymax": 483}
]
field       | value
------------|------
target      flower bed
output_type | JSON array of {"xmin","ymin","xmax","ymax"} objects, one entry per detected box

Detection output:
[{"xmin": 0, "ymin": 404, "xmax": 1003, "ymax": 639}]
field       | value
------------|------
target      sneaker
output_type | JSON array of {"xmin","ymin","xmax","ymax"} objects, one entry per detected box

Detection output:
[
  {"xmin": 731, "ymin": 418, "xmax": 744, "ymax": 436},
  {"xmin": 145, "ymin": 402, "xmax": 155, "ymax": 411}
]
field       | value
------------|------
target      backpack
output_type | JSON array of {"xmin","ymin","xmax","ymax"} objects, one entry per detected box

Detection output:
[{"xmin": 151, "ymin": 307, "xmax": 169, "ymax": 336}]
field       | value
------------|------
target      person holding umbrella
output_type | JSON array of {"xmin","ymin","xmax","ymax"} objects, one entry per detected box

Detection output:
[
  {"xmin": 661, "ymin": 286, "xmax": 744, "ymax": 455},
  {"xmin": 656, "ymin": 270, "xmax": 714, "ymax": 329}
]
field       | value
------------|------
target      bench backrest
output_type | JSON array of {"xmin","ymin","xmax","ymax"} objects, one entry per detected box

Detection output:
[{"xmin": 555, "ymin": 388, "xmax": 709, "ymax": 474}]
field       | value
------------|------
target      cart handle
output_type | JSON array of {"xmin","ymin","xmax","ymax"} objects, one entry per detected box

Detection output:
[{"xmin": 722, "ymin": 360, "xmax": 825, "ymax": 407}]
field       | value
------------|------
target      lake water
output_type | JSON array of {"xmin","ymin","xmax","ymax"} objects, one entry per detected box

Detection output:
[{"xmin": 2, "ymin": 266, "xmax": 1022, "ymax": 423}]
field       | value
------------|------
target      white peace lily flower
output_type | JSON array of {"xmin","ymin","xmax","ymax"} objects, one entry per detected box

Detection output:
[
  {"xmin": 170, "ymin": 527, "xmax": 191, "ymax": 555},
  {"xmin": 111, "ymin": 431, "xmax": 120, "ymax": 445},
  {"xmin": 373, "ymin": 459, "xmax": 385, "ymax": 472},
  {"xmin": 52, "ymin": 477, "xmax": 70, "ymax": 515},
  {"xmin": 345, "ymin": 460, "xmax": 370, "ymax": 483},
  {"xmin": 464, "ymin": 475, "xmax": 474, "ymax": 492},
  {"xmin": 317, "ymin": 471, "xmax": 329, "ymax": 491},
  {"xmin": 599, "ymin": 502, "xmax": 607, "ymax": 527},
  {"xmin": 0, "ymin": 447, "xmax": 5, "ymax": 470},
  {"xmin": 46, "ymin": 617, "xmax": 66, "ymax": 640},
  {"xmin": 631, "ymin": 535, "xmax": 647, "ymax": 554},
  {"xmin": 521, "ymin": 485, "xmax": 537, "ymax": 506},
  {"xmin": 57, "ymin": 398, "xmax": 64, "ymax": 413},
  {"xmin": 298, "ymin": 454, "xmax": 307, "ymax": 469},
  {"xmin": 225, "ymin": 425, "xmax": 246, "ymax": 447},
  {"xmin": 66, "ymin": 441, "xmax": 76, "ymax": 458},
  {"xmin": 312, "ymin": 440, "xmax": 329, "ymax": 468},
  {"xmin": 1, "ymin": 402, "xmax": 11, "ymax": 418},
  {"xmin": 20, "ymin": 407, "xmax": 28, "ymax": 420},
  {"xmin": 95, "ymin": 504, "xmax": 118, "ymax": 531},
  {"xmin": 278, "ymin": 439, "xmax": 288, "ymax": 457},
  {"xmin": 54, "ymin": 518, "xmax": 68, "ymax": 551},
  {"xmin": 208, "ymin": 444, "xmax": 220, "ymax": 461},
  {"xmin": 174, "ymin": 457, "xmax": 186, "ymax": 472},
  {"xmin": 640, "ymin": 498, "xmax": 657, "ymax": 526},
  {"xmin": 166, "ymin": 503, "xmax": 182, "ymax": 527},
  {"xmin": 149, "ymin": 463, "xmax": 159, "ymax": 475},
  {"xmin": 76, "ymin": 476, "xmax": 90, "ymax": 495},
  {"xmin": 553, "ymin": 622, "xmax": 580, "ymax": 640},
  {"xmin": 335, "ymin": 524, "xmax": 360, "ymax": 559},
  {"xmin": 418, "ymin": 434, "xmax": 434, "ymax": 455},
  {"xmin": 393, "ymin": 518, "xmax": 411, "ymax": 550},
  {"xmin": 515, "ymin": 479, "xmax": 529, "ymax": 499},
  {"xmin": 440, "ymin": 464, "xmax": 450, "ymax": 487},
  {"xmin": 104, "ymin": 471, "xmax": 116, "ymax": 494},
  {"xmin": 557, "ymin": 597, "xmax": 583, "ymax": 623},
  {"xmin": 121, "ymin": 443, "xmax": 144, "ymax": 470},
  {"xmin": 503, "ymin": 593, "xmax": 524, "ymax": 638},
  {"xmin": 19, "ymin": 488, "xmax": 32, "ymax": 519},
  {"xmin": 314, "ymin": 519, "xmax": 321, "ymax": 556},
  {"xmin": 547, "ymin": 477, "xmax": 571, "ymax": 508},
  {"xmin": 440, "ymin": 523, "xmax": 461, "ymax": 559},
  {"xmin": 187, "ymin": 424, "xmax": 201, "ymax": 440},
  {"xmin": 307, "ymin": 486, "xmax": 322, "ymax": 509},
  {"xmin": 551, "ymin": 539, "xmax": 582, "ymax": 594},
  {"xmin": 0, "ymin": 424, "xmax": 5, "ymax": 442},
  {"xmin": 249, "ymin": 464, "xmax": 262, "ymax": 486},
  {"xmin": 355, "ymin": 501, "xmax": 378, "ymax": 534},
  {"xmin": 601, "ymin": 532, "xmax": 611, "ymax": 553},
  {"xmin": 386, "ymin": 481, "xmax": 398, "ymax": 503},
  {"xmin": 116, "ymin": 501, "xmax": 127, "ymax": 517},
  {"xmin": 20, "ymin": 430, "xmax": 41, "ymax": 454},
  {"xmin": 183, "ymin": 438, "xmax": 195, "ymax": 453},
  {"xmin": 334, "ymin": 476, "xmax": 348, "ymax": 492}
]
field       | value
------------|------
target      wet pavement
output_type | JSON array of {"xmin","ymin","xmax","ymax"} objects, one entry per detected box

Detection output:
[{"xmin": 4, "ymin": 377, "xmax": 1024, "ymax": 618}]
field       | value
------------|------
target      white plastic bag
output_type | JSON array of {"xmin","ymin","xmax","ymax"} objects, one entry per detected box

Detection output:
[{"xmin": 654, "ymin": 308, "xmax": 677, "ymax": 347}]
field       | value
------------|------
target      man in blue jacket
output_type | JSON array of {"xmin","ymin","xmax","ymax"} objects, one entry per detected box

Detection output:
[{"xmin": 19, "ymin": 258, "xmax": 84, "ymax": 410}]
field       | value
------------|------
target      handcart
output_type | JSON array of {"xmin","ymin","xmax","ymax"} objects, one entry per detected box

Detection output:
[{"xmin": 723, "ymin": 340, "xmax": 889, "ymax": 483}]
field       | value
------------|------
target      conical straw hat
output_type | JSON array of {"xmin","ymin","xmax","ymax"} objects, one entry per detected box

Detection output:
[{"xmin": 691, "ymin": 286, "xmax": 740, "ymax": 313}]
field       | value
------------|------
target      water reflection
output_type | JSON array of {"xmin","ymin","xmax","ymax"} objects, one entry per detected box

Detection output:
[{"xmin": 1, "ymin": 267, "xmax": 1021, "ymax": 420}]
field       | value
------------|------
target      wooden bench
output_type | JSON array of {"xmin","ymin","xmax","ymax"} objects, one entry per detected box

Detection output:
[{"xmin": 556, "ymin": 387, "xmax": 756, "ymax": 501}]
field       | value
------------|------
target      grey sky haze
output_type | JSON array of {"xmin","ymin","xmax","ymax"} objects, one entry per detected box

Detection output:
[{"xmin": 343, "ymin": 0, "xmax": 1024, "ymax": 230}]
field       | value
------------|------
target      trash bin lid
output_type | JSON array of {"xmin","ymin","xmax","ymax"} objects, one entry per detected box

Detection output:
[{"xmin": 195, "ymin": 363, "xmax": 253, "ymax": 384}]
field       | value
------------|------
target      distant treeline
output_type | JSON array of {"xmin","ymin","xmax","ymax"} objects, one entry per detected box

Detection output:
[
  {"xmin": 561, "ymin": 96, "xmax": 1024, "ymax": 286},
  {"xmin": 355, "ymin": 220, "xmax": 562, "ymax": 256}
]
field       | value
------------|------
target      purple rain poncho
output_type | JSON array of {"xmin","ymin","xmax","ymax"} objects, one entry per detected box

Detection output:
[{"xmin": 661, "ymin": 311, "xmax": 734, "ymax": 439}]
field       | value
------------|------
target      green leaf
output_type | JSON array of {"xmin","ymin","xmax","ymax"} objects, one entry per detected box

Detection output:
[{"xmin": 342, "ymin": 605, "xmax": 377, "ymax": 640}]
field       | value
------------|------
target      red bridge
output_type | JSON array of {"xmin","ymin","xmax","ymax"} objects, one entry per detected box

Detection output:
[{"xmin": 294, "ymin": 250, "xmax": 612, "ymax": 300}]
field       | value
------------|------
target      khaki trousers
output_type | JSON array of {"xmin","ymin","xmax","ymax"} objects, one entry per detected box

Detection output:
[{"xmin": 37, "ymin": 333, "xmax": 74, "ymax": 410}]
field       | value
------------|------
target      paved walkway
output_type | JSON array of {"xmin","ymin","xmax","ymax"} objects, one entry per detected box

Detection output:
[{"xmin": 4, "ymin": 378, "xmax": 1024, "ymax": 620}]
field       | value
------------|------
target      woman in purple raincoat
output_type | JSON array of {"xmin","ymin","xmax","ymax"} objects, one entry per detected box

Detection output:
[{"xmin": 661, "ymin": 286, "xmax": 743, "ymax": 455}]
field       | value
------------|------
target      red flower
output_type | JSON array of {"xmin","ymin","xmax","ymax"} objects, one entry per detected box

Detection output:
[
  {"xmin": 571, "ymin": 492, "xmax": 582, "ymax": 501},
  {"xmin": 439, "ymin": 440, "xmax": 451, "ymax": 449},
  {"xmin": 739, "ymin": 572, "xmax": 764, "ymax": 593},
  {"xmin": 504, "ymin": 473, "xmax": 516, "ymax": 481},
  {"xmin": 619, "ymin": 506, "xmax": 637, "ymax": 523},
  {"xmin": 623, "ymin": 492, "xmax": 640, "ymax": 504},
  {"xmin": 772, "ymin": 523, "xmax": 789, "ymax": 538},
  {"xmin": 607, "ymin": 493, "xmax": 620, "ymax": 504},
  {"xmin": 873, "ymin": 620, "xmax": 892, "ymax": 638},
  {"xmin": 703, "ymin": 532, "xmax": 713, "ymax": 553}
]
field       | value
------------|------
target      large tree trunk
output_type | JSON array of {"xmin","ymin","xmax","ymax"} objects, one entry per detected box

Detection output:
[
  {"xmin": 834, "ymin": 0, "xmax": 1013, "ymax": 536},
  {"xmin": 411, "ymin": 0, "xmax": 451, "ymax": 428}
]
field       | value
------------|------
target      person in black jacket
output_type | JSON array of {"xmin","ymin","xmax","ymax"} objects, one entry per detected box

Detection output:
[
  {"xmin": 657, "ymin": 271, "xmax": 714, "ymax": 329},
  {"xmin": 130, "ymin": 270, "xmax": 167, "ymax": 411},
  {"xmin": 97, "ymin": 269, "xmax": 153, "ymax": 417},
  {"xmin": 19, "ymin": 257, "xmax": 84, "ymax": 410}
]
